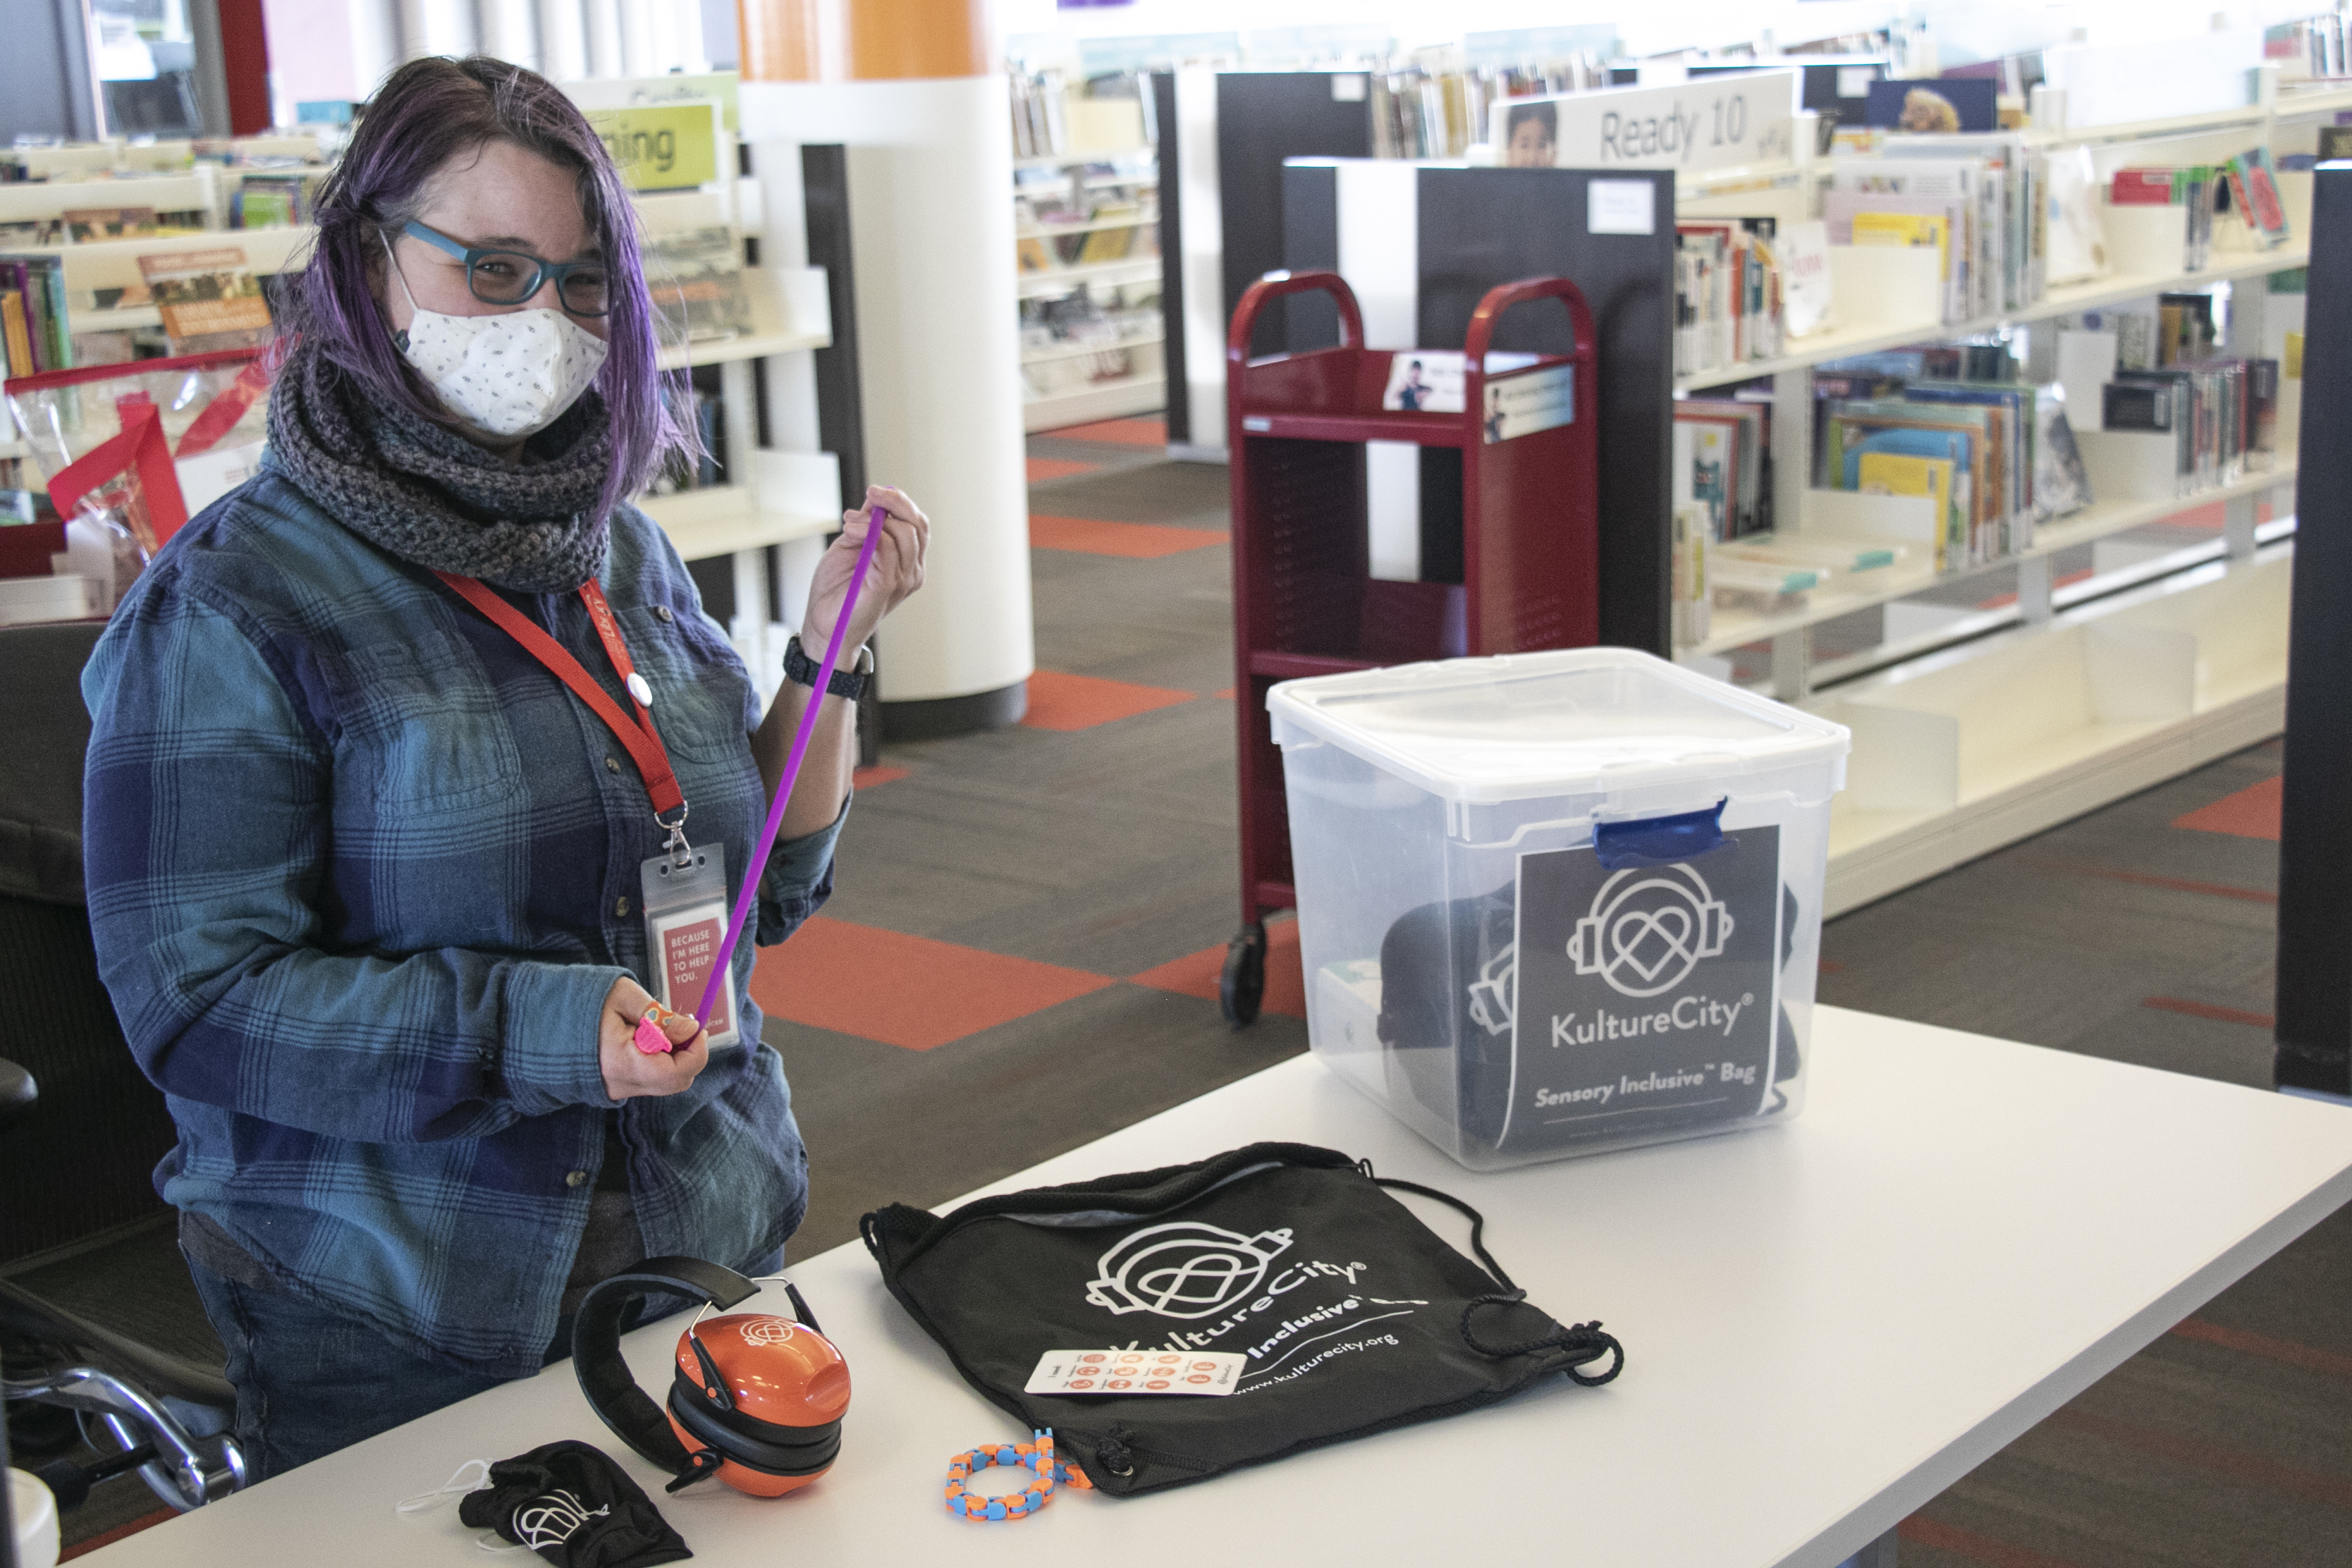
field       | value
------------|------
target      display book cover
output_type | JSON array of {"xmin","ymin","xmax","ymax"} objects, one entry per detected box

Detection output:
[
  {"xmin": 1821, "ymin": 191, "xmax": 1967, "ymax": 323},
  {"xmin": 1835, "ymin": 390, "xmax": 2019, "ymax": 558},
  {"xmin": 1375, "ymin": 820, "xmax": 1798, "ymax": 1162},
  {"xmin": 1902, "ymin": 381, "xmax": 2040, "ymax": 550},
  {"xmin": 1673, "ymin": 399, "xmax": 1765, "ymax": 537},
  {"xmin": 1824, "ymin": 403, "xmax": 1993, "ymax": 570}
]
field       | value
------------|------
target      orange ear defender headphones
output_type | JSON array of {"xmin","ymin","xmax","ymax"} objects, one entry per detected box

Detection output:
[{"xmin": 573, "ymin": 1256, "xmax": 852, "ymax": 1497}]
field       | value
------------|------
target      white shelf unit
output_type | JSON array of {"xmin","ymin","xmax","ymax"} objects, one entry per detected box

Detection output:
[
  {"xmin": 1013, "ymin": 140, "xmax": 1165, "ymax": 433},
  {"xmin": 1817, "ymin": 541, "xmax": 2292, "ymax": 916},
  {"xmin": 616, "ymin": 102, "xmax": 841, "ymax": 704},
  {"xmin": 0, "ymin": 170, "xmax": 228, "ymax": 231},
  {"xmin": 1677, "ymin": 245, "xmax": 2310, "ymax": 397},
  {"xmin": 1, "ymin": 224, "xmax": 319, "ymax": 339},
  {"xmin": 1666, "ymin": 85, "xmax": 2321, "ymax": 915},
  {"xmin": 1018, "ymin": 256, "xmax": 1161, "ymax": 299}
]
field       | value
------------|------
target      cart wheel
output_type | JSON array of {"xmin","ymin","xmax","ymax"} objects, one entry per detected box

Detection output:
[{"xmin": 1220, "ymin": 924, "xmax": 1268, "ymax": 1028}]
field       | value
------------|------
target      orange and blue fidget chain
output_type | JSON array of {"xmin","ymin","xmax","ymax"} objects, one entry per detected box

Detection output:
[{"xmin": 943, "ymin": 1429, "xmax": 1092, "ymax": 1522}]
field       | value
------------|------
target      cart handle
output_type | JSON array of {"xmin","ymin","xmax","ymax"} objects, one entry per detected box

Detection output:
[
  {"xmin": 1226, "ymin": 269, "xmax": 1365, "ymax": 371},
  {"xmin": 1462, "ymin": 276, "xmax": 1598, "ymax": 373}
]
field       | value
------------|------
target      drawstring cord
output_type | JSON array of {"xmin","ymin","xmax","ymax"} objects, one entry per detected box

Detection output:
[
  {"xmin": 394, "ymin": 1459, "xmax": 526, "ymax": 1552},
  {"xmin": 1368, "ymin": 1166, "xmax": 1626, "ymax": 1387}
]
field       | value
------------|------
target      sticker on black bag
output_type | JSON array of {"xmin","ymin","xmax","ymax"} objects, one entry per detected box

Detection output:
[{"xmin": 1496, "ymin": 822, "xmax": 1781, "ymax": 1154}]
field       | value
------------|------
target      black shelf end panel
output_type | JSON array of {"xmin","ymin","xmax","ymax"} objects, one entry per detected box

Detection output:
[{"xmin": 2276, "ymin": 163, "xmax": 2352, "ymax": 1097}]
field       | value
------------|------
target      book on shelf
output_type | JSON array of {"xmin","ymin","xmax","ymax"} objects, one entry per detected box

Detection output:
[
  {"xmin": 1824, "ymin": 189, "xmax": 1967, "ymax": 322},
  {"xmin": 232, "ymin": 173, "xmax": 312, "ymax": 229},
  {"xmin": 1880, "ymin": 134, "xmax": 2045, "ymax": 310},
  {"xmin": 1672, "ymin": 418, "xmax": 1737, "ymax": 545},
  {"xmin": 1671, "ymin": 501, "xmax": 1711, "ymax": 645},
  {"xmin": 1, "ymin": 289, "xmax": 34, "ymax": 378},
  {"xmin": 1853, "ymin": 450, "xmax": 1957, "ymax": 566},
  {"xmin": 61, "ymin": 206, "xmax": 159, "ymax": 241},
  {"xmin": 1844, "ymin": 422, "xmax": 1975, "ymax": 571},
  {"xmin": 2222, "ymin": 148, "xmax": 2290, "ymax": 249},
  {"xmin": 0, "ymin": 256, "xmax": 69, "ymax": 375},
  {"xmin": 2033, "ymin": 383, "xmax": 2094, "ymax": 516},
  {"xmin": 2044, "ymin": 144, "xmax": 2107, "ymax": 284},
  {"xmin": 2111, "ymin": 166, "xmax": 2217, "ymax": 271},
  {"xmin": 1677, "ymin": 399, "xmax": 1768, "ymax": 536},
  {"xmin": 1674, "ymin": 219, "xmax": 1784, "ymax": 376},
  {"xmin": 643, "ymin": 226, "xmax": 751, "ymax": 346},
  {"xmin": 136, "ymin": 247, "xmax": 272, "ymax": 355},
  {"xmin": 1829, "ymin": 158, "xmax": 1981, "ymax": 316}
]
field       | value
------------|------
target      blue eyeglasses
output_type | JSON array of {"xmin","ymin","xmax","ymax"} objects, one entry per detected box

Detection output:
[{"xmin": 401, "ymin": 220, "xmax": 611, "ymax": 317}]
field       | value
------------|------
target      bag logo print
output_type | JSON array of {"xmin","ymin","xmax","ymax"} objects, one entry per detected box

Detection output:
[
  {"xmin": 1085, "ymin": 1221, "xmax": 1295, "ymax": 1319},
  {"xmin": 1467, "ymin": 943, "xmax": 1518, "ymax": 1037},
  {"xmin": 1566, "ymin": 864, "xmax": 1733, "ymax": 998},
  {"xmin": 515, "ymin": 1489, "xmax": 609, "ymax": 1549}
]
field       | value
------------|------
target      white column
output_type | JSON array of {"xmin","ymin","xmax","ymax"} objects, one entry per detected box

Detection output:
[
  {"xmin": 618, "ymin": 0, "xmax": 660, "ymax": 76},
  {"xmin": 1173, "ymin": 65, "xmax": 1226, "ymax": 458},
  {"xmin": 476, "ymin": 0, "xmax": 540, "ymax": 70},
  {"xmin": 396, "ymin": 0, "xmax": 476, "ymax": 58},
  {"xmin": 346, "ymin": 0, "xmax": 401, "ymax": 93},
  {"xmin": 585, "ymin": 0, "xmax": 624, "ymax": 76},
  {"xmin": 673, "ymin": 0, "xmax": 707, "ymax": 72},
  {"xmin": 536, "ymin": 0, "xmax": 587, "ymax": 80},
  {"xmin": 740, "ymin": 77, "xmax": 1036, "ymax": 709}
]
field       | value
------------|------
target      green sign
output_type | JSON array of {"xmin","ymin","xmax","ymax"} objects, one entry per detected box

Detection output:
[{"xmin": 587, "ymin": 103, "xmax": 717, "ymax": 191}]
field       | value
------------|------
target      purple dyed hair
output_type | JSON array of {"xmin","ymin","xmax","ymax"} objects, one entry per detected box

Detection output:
[{"xmin": 280, "ymin": 54, "xmax": 687, "ymax": 524}]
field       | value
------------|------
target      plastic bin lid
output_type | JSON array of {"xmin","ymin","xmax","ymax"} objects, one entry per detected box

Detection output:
[{"xmin": 1267, "ymin": 647, "xmax": 1851, "ymax": 803}]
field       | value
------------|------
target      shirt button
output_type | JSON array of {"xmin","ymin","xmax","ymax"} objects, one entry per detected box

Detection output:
[
  {"xmin": 565, "ymin": 1170, "xmax": 589, "ymax": 1189},
  {"xmin": 656, "ymin": 605, "xmax": 673, "ymax": 623},
  {"xmin": 615, "ymin": 896, "xmax": 630, "ymax": 917},
  {"xmin": 605, "ymin": 756, "xmax": 622, "ymax": 774}
]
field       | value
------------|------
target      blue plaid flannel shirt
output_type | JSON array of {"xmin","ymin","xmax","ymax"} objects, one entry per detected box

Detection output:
[{"xmin": 81, "ymin": 460, "xmax": 842, "ymax": 1378}]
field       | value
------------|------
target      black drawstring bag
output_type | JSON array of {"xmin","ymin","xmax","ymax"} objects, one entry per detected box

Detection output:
[
  {"xmin": 861, "ymin": 1143, "xmax": 1621, "ymax": 1496},
  {"xmin": 457, "ymin": 1440, "xmax": 691, "ymax": 1568}
]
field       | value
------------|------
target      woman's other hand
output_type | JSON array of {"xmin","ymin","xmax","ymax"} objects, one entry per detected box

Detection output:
[
  {"xmin": 598, "ymin": 975, "xmax": 708, "ymax": 1100},
  {"xmin": 799, "ymin": 485, "xmax": 929, "ymax": 654}
]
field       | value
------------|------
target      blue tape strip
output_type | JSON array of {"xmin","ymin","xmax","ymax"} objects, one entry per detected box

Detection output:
[{"xmin": 1593, "ymin": 802, "xmax": 1728, "ymax": 869}]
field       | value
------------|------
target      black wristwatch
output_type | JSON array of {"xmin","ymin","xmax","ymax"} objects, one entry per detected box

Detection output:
[{"xmin": 783, "ymin": 635, "xmax": 873, "ymax": 701}]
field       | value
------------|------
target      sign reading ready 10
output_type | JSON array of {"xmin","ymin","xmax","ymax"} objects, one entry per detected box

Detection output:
[{"xmin": 1488, "ymin": 70, "xmax": 1798, "ymax": 178}]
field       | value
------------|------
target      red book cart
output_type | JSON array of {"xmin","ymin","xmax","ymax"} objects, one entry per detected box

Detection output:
[{"xmin": 1218, "ymin": 268, "xmax": 1601, "ymax": 1023}]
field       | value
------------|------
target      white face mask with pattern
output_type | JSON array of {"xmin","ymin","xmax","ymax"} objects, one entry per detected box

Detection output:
[{"xmin": 383, "ymin": 234, "xmax": 609, "ymax": 441}]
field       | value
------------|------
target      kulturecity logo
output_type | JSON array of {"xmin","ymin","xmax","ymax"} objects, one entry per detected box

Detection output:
[
  {"xmin": 1566, "ymin": 864, "xmax": 1734, "ymax": 998},
  {"xmin": 1085, "ymin": 1221, "xmax": 1295, "ymax": 1319}
]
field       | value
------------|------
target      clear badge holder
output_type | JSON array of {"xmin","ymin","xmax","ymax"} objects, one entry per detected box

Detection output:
[{"xmin": 641, "ymin": 841, "xmax": 739, "ymax": 1049}]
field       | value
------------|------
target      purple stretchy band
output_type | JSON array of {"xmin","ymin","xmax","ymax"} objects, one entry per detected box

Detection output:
[{"xmin": 692, "ymin": 503, "xmax": 887, "ymax": 1026}]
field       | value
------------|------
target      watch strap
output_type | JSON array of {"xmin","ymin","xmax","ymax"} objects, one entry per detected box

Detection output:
[{"xmin": 785, "ymin": 635, "xmax": 871, "ymax": 701}]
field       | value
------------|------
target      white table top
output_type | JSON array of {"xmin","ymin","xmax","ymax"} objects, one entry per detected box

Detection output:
[{"xmin": 88, "ymin": 1008, "xmax": 2352, "ymax": 1568}]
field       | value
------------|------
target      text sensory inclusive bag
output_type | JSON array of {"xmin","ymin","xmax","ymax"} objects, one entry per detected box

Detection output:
[{"xmin": 861, "ymin": 1142, "xmax": 1622, "ymax": 1495}]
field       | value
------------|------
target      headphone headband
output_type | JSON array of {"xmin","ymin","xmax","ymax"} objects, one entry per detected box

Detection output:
[{"xmin": 574, "ymin": 1256, "xmax": 759, "ymax": 1477}]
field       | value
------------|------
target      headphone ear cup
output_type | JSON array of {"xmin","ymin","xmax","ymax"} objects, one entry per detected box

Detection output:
[{"xmin": 667, "ymin": 1373, "xmax": 842, "ymax": 1476}]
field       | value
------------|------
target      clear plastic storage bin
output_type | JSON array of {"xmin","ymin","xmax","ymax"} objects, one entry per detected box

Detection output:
[{"xmin": 1269, "ymin": 648, "xmax": 1851, "ymax": 1170}]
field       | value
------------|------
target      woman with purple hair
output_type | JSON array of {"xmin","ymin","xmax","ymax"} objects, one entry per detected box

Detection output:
[{"xmin": 79, "ymin": 54, "xmax": 927, "ymax": 1475}]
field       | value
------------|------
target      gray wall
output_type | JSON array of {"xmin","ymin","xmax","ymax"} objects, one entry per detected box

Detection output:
[{"xmin": 0, "ymin": 0, "xmax": 99, "ymax": 144}]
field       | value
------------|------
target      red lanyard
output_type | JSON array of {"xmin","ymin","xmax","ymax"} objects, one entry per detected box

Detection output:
[{"xmin": 435, "ymin": 572, "xmax": 686, "ymax": 826}]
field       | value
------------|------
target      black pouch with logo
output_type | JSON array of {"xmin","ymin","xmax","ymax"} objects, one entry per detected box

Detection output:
[
  {"xmin": 456, "ymin": 1440, "xmax": 691, "ymax": 1568},
  {"xmin": 860, "ymin": 1143, "xmax": 1621, "ymax": 1496}
]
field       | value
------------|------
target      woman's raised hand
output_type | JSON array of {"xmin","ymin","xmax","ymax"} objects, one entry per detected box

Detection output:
[{"xmin": 799, "ymin": 485, "xmax": 929, "ymax": 655}]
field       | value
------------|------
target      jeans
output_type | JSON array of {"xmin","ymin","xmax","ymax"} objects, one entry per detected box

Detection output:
[{"xmin": 183, "ymin": 1243, "xmax": 786, "ymax": 1481}]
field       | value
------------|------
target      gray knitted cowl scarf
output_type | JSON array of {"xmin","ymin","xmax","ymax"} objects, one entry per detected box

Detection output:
[{"xmin": 265, "ymin": 339, "xmax": 614, "ymax": 593}]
